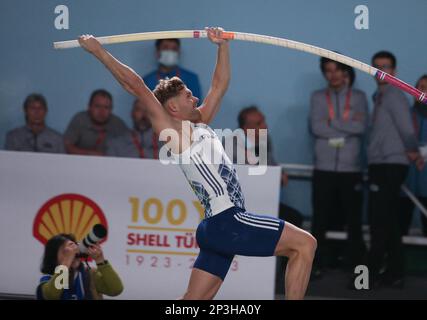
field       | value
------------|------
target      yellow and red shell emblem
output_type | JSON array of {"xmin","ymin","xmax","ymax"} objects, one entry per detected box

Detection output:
[{"xmin": 33, "ymin": 194, "xmax": 108, "ymax": 244}]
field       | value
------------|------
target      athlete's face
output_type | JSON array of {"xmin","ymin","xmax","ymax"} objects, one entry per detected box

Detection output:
[{"xmin": 167, "ymin": 86, "xmax": 200, "ymax": 121}]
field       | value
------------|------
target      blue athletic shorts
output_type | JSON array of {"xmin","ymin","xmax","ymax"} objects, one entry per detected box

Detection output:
[{"xmin": 194, "ymin": 206, "xmax": 285, "ymax": 280}]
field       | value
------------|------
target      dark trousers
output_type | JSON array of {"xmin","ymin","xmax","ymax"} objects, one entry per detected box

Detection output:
[
  {"xmin": 368, "ymin": 164, "xmax": 408, "ymax": 280},
  {"xmin": 278, "ymin": 202, "xmax": 303, "ymax": 228},
  {"xmin": 399, "ymin": 196, "xmax": 427, "ymax": 236},
  {"xmin": 311, "ymin": 170, "xmax": 366, "ymax": 270}
]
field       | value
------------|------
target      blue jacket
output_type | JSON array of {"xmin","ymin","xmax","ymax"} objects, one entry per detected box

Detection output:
[{"xmin": 405, "ymin": 105, "xmax": 427, "ymax": 197}]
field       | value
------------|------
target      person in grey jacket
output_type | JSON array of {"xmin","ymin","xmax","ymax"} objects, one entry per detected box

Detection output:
[
  {"xmin": 368, "ymin": 51, "xmax": 424, "ymax": 289},
  {"xmin": 106, "ymin": 99, "xmax": 159, "ymax": 159},
  {"xmin": 64, "ymin": 89, "xmax": 128, "ymax": 156},
  {"xmin": 5, "ymin": 94, "xmax": 65, "ymax": 153},
  {"xmin": 310, "ymin": 58, "xmax": 368, "ymax": 277}
]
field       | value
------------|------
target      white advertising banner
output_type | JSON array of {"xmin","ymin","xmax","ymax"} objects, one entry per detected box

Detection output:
[{"xmin": 0, "ymin": 151, "xmax": 281, "ymax": 299}]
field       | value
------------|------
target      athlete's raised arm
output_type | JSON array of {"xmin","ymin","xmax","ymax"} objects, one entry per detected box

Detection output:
[
  {"xmin": 198, "ymin": 27, "xmax": 230, "ymax": 124},
  {"xmin": 78, "ymin": 35, "xmax": 173, "ymax": 135}
]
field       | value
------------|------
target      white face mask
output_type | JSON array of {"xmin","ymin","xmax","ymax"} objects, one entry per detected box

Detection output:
[{"xmin": 158, "ymin": 50, "xmax": 179, "ymax": 67}]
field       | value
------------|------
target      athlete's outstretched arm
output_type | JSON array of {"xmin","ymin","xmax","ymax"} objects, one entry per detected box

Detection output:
[
  {"xmin": 78, "ymin": 35, "xmax": 172, "ymax": 135},
  {"xmin": 198, "ymin": 27, "xmax": 230, "ymax": 124}
]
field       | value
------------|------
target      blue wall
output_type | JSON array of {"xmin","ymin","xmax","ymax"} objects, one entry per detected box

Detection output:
[{"xmin": 1, "ymin": 0, "xmax": 426, "ymax": 217}]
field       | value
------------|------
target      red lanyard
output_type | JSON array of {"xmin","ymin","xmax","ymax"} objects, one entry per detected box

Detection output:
[
  {"xmin": 94, "ymin": 129, "xmax": 107, "ymax": 148},
  {"xmin": 131, "ymin": 131, "xmax": 159, "ymax": 159},
  {"xmin": 157, "ymin": 68, "xmax": 180, "ymax": 81},
  {"xmin": 325, "ymin": 89, "xmax": 352, "ymax": 121}
]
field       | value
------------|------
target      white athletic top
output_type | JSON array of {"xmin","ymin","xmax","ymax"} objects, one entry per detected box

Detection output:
[{"xmin": 172, "ymin": 122, "xmax": 245, "ymax": 218}]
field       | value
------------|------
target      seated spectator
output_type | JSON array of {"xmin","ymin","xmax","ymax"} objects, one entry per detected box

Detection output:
[
  {"xmin": 5, "ymin": 93, "xmax": 64, "ymax": 153},
  {"xmin": 143, "ymin": 38, "xmax": 202, "ymax": 101},
  {"xmin": 36, "ymin": 233, "xmax": 123, "ymax": 300},
  {"xmin": 225, "ymin": 106, "xmax": 305, "ymax": 294},
  {"xmin": 64, "ymin": 89, "xmax": 128, "ymax": 156},
  {"xmin": 224, "ymin": 105, "xmax": 304, "ymax": 228},
  {"xmin": 106, "ymin": 99, "xmax": 159, "ymax": 158}
]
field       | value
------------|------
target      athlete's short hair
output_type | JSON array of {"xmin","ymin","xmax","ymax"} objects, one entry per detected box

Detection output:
[{"xmin": 153, "ymin": 76, "xmax": 186, "ymax": 105}]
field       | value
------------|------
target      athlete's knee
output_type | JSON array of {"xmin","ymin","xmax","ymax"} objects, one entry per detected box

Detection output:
[
  {"xmin": 290, "ymin": 231, "xmax": 317, "ymax": 260},
  {"xmin": 275, "ymin": 224, "xmax": 317, "ymax": 258},
  {"xmin": 302, "ymin": 233, "xmax": 317, "ymax": 259}
]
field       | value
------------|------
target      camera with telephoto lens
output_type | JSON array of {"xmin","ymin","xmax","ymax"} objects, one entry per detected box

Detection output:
[{"xmin": 77, "ymin": 224, "xmax": 107, "ymax": 257}]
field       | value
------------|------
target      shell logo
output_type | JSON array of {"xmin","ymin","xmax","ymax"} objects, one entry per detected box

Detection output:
[{"xmin": 33, "ymin": 194, "xmax": 108, "ymax": 245}]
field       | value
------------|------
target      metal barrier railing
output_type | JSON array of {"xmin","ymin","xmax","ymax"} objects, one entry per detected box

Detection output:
[{"xmin": 280, "ymin": 163, "xmax": 427, "ymax": 246}]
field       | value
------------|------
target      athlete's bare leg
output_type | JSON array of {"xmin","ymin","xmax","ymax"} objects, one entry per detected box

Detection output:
[
  {"xmin": 274, "ymin": 222, "xmax": 317, "ymax": 300},
  {"xmin": 181, "ymin": 223, "xmax": 315, "ymax": 300},
  {"xmin": 181, "ymin": 268, "xmax": 223, "ymax": 300}
]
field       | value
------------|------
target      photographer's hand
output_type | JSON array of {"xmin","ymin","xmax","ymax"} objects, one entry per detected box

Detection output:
[
  {"xmin": 58, "ymin": 241, "xmax": 79, "ymax": 268},
  {"xmin": 88, "ymin": 244, "xmax": 105, "ymax": 264}
]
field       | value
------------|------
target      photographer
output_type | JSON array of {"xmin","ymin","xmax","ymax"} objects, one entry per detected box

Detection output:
[{"xmin": 36, "ymin": 233, "xmax": 123, "ymax": 300}]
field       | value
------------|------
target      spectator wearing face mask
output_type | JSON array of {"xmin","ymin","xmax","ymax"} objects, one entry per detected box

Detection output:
[{"xmin": 143, "ymin": 38, "xmax": 202, "ymax": 101}]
